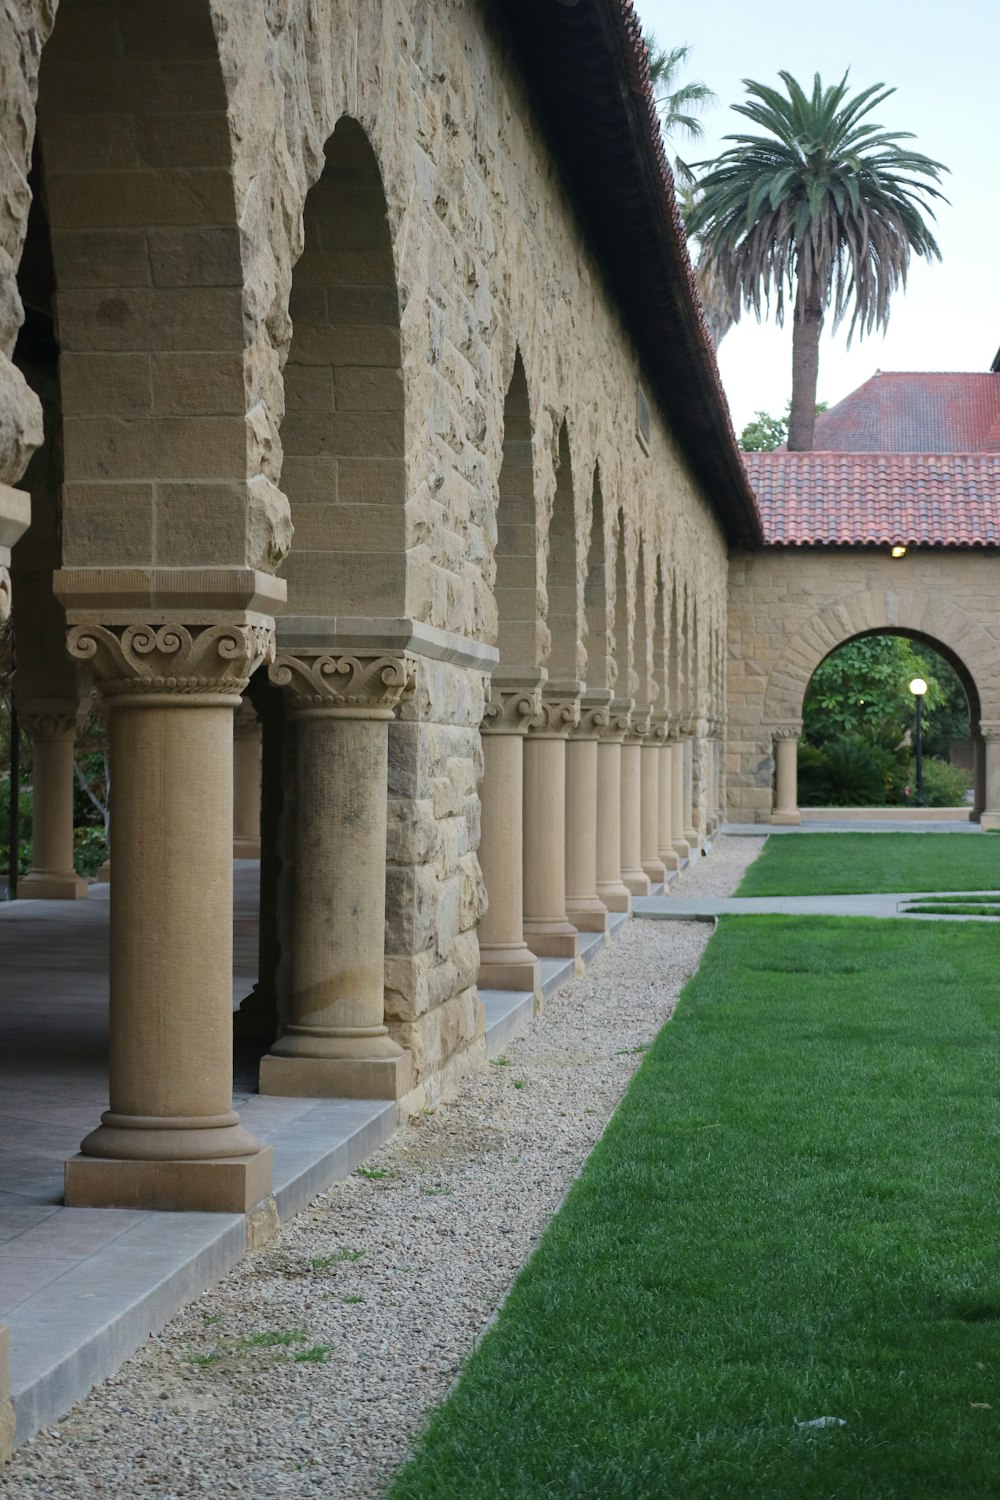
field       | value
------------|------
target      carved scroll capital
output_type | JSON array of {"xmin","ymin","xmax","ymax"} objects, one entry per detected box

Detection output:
[
  {"xmin": 270, "ymin": 648, "xmax": 415, "ymax": 719},
  {"xmin": 979, "ymin": 721, "xmax": 1000, "ymax": 743},
  {"xmin": 18, "ymin": 699, "xmax": 85, "ymax": 741},
  {"xmin": 571, "ymin": 693, "xmax": 613, "ymax": 741},
  {"xmin": 626, "ymin": 704, "xmax": 653, "ymax": 742},
  {"xmin": 767, "ymin": 721, "xmax": 803, "ymax": 742},
  {"xmin": 233, "ymin": 697, "xmax": 261, "ymax": 739},
  {"xmin": 0, "ymin": 566, "xmax": 10, "ymax": 624},
  {"xmin": 68, "ymin": 622, "xmax": 275, "ymax": 707},
  {"xmin": 598, "ymin": 698, "xmax": 632, "ymax": 743},
  {"xmin": 525, "ymin": 695, "xmax": 582, "ymax": 740},
  {"xmin": 646, "ymin": 715, "xmax": 670, "ymax": 744},
  {"xmin": 481, "ymin": 682, "xmax": 544, "ymax": 736}
]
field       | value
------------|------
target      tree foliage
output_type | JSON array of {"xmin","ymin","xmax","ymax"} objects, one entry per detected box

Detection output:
[
  {"xmin": 803, "ymin": 635, "xmax": 963, "ymax": 747},
  {"xmin": 740, "ymin": 398, "xmax": 827, "ymax": 451},
  {"xmin": 689, "ymin": 72, "xmax": 948, "ymax": 449}
]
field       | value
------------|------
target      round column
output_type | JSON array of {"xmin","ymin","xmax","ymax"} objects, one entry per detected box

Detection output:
[
  {"xmin": 478, "ymin": 680, "xmax": 542, "ymax": 994},
  {"xmin": 232, "ymin": 698, "xmax": 262, "ymax": 859},
  {"xmin": 595, "ymin": 700, "xmax": 632, "ymax": 913},
  {"xmin": 681, "ymin": 729, "xmax": 700, "ymax": 853},
  {"xmin": 64, "ymin": 621, "xmax": 274, "ymax": 1214},
  {"xmin": 640, "ymin": 723, "xmax": 667, "ymax": 886},
  {"xmin": 671, "ymin": 739, "xmax": 691, "ymax": 864},
  {"xmin": 978, "ymin": 722, "xmax": 1000, "ymax": 831},
  {"xmin": 772, "ymin": 725, "xmax": 802, "ymax": 825},
  {"xmin": 261, "ymin": 650, "xmax": 414, "ymax": 1101},
  {"xmin": 18, "ymin": 701, "xmax": 87, "ymax": 900},
  {"xmin": 565, "ymin": 695, "xmax": 611, "ymax": 933},
  {"xmin": 653, "ymin": 716, "xmax": 679, "ymax": 876},
  {"xmin": 620, "ymin": 708, "xmax": 651, "ymax": 897},
  {"xmin": 523, "ymin": 694, "xmax": 582, "ymax": 963}
]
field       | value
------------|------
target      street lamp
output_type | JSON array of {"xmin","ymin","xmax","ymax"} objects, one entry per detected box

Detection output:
[{"xmin": 909, "ymin": 677, "xmax": 928, "ymax": 805}]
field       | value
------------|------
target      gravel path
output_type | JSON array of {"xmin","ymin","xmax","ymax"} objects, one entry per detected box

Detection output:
[{"xmin": 4, "ymin": 835, "xmax": 765, "ymax": 1500}]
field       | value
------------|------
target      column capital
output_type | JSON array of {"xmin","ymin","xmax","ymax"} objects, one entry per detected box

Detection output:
[
  {"xmin": 68, "ymin": 621, "xmax": 275, "ymax": 708},
  {"xmin": 571, "ymin": 689, "xmax": 614, "ymax": 741},
  {"xmin": 17, "ymin": 699, "xmax": 86, "ymax": 741},
  {"xmin": 626, "ymin": 704, "xmax": 652, "ymax": 742},
  {"xmin": 525, "ymin": 690, "xmax": 582, "ymax": 740},
  {"xmin": 598, "ymin": 697, "xmax": 632, "ymax": 743},
  {"xmin": 677, "ymin": 716, "xmax": 698, "ymax": 739},
  {"xmin": 646, "ymin": 712, "xmax": 670, "ymax": 744},
  {"xmin": 481, "ymin": 680, "xmax": 544, "ymax": 736},
  {"xmin": 0, "ymin": 483, "xmax": 31, "ymax": 624},
  {"xmin": 980, "ymin": 721, "xmax": 1000, "ymax": 743},
  {"xmin": 270, "ymin": 648, "xmax": 415, "ymax": 719},
  {"xmin": 767, "ymin": 721, "xmax": 803, "ymax": 741}
]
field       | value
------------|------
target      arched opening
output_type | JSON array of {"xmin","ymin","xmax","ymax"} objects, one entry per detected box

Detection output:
[
  {"xmin": 545, "ymin": 421, "xmax": 580, "ymax": 685},
  {"xmin": 280, "ymin": 117, "xmax": 405, "ymax": 631},
  {"xmin": 612, "ymin": 507, "xmax": 633, "ymax": 700},
  {"xmin": 798, "ymin": 630, "xmax": 980, "ymax": 812},
  {"xmin": 583, "ymin": 468, "xmax": 612, "ymax": 692},
  {"xmin": 494, "ymin": 351, "xmax": 542, "ymax": 671}
]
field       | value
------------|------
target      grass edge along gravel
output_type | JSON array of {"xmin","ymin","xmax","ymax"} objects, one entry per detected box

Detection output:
[
  {"xmin": 736, "ymin": 831, "xmax": 1000, "ymax": 896},
  {"xmin": 390, "ymin": 915, "xmax": 1000, "ymax": 1500}
]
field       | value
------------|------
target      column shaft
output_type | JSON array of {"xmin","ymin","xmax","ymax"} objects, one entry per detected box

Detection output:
[
  {"xmin": 478, "ymin": 731, "xmax": 540, "ymax": 992},
  {"xmin": 619, "ymin": 741, "xmax": 650, "ymax": 896},
  {"xmin": 657, "ymin": 740, "xmax": 679, "ymax": 874},
  {"xmin": 773, "ymin": 734, "xmax": 802, "ymax": 825},
  {"xmin": 671, "ymin": 740, "xmax": 690, "ymax": 863},
  {"xmin": 523, "ymin": 736, "xmax": 581, "ymax": 960},
  {"xmin": 596, "ymin": 741, "xmax": 631, "ymax": 912},
  {"xmin": 20, "ymin": 710, "xmax": 87, "ymax": 899},
  {"xmin": 640, "ymin": 742, "xmax": 666, "ymax": 884},
  {"xmin": 682, "ymin": 737, "xmax": 699, "ymax": 851},
  {"xmin": 261, "ymin": 710, "xmax": 408, "ymax": 1100},
  {"xmin": 980, "ymin": 733, "xmax": 1000, "ymax": 830},
  {"xmin": 232, "ymin": 710, "xmax": 262, "ymax": 858},
  {"xmin": 565, "ymin": 737, "xmax": 609, "ymax": 932}
]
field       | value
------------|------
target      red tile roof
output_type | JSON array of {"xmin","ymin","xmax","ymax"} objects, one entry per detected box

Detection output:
[
  {"xmin": 812, "ymin": 371, "xmax": 1000, "ymax": 452},
  {"xmin": 746, "ymin": 452, "xmax": 1000, "ymax": 548}
]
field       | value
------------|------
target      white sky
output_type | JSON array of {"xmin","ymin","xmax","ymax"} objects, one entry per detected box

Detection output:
[{"xmin": 635, "ymin": 0, "xmax": 1000, "ymax": 432}]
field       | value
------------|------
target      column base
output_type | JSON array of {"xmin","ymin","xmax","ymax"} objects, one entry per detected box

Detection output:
[
  {"xmin": 566, "ymin": 897, "xmax": 610, "ymax": 933},
  {"xmin": 771, "ymin": 810, "xmax": 802, "ymax": 826},
  {"xmin": 641, "ymin": 857, "xmax": 667, "ymax": 884},
  {"xmin": 233, "ymin": 837, "xmax": 261, "ymax": 859},
  {"xmin": 259, "ymin": 1050, "xmax": 411, "ymax": 1101},
  {"xmin": 522, "ymin": 921, "xmax": 582, "ymax": 960},
  {"xmin": 684, "ymin": 827, "xmax": 701, "ymax": 852},
  {"xmin": 96, "ymin": 859, "xmax": 111, "ymax": 883},
  {"xmin": 622, "ymin": 871, "xmax": 651, "ymax": 898},
  {"xmin": 659, "ymin": 848, "xmax": 681, "ymax": 873},
  {"xmin": 672, "ymin": 838, "xmax": 691, "ymax": 862},
  {"xmin": 18, "ymin": 870, "xmax": 88, "ymax": 900},
  {"xmin": 979, "ymin": 812, "xmax": 1000, "ymax": 831},
  {"xmin": 478, "ymin": 953, "xmax": 541, "ymax": 994},
  {"xmin": 64, "ymin": 1147, "xmax": 273, "ymax": 1214},
  {"xmin": 596, "ymin": 883, "xmax": 631, "ymax": 913}
]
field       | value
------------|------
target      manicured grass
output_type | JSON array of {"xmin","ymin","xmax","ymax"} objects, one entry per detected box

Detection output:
[
  {"xmin": 391, "ymin": 918, "xmax": 1000, "ymax": 1499},
  {"xmin": 907, "ymin": 903, "xmax": 1000, "ymax": 917},
  {"xmin": 736, "ymin": 832, "xmax": 1000, "ymax": 896}
]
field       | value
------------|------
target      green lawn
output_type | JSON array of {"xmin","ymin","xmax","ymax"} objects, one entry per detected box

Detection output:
[
  {"xmin": 736, "ymin": 832, "xmax": 1000, "ymax": 896},
  {"xmin": 391, "ymin": 917, "xmax": 1000, "ymax": 1499}
]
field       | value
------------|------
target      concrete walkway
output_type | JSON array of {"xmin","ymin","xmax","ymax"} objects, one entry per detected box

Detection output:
[
  {"xmin": 636, "ymin": 890, "xmax": 1000, "ymax": 922},
  {"xmin": 723, "ymin": 819, "xmax": 981, "ymax": 835}
]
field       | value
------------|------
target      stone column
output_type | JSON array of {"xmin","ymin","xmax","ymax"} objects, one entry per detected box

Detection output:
[
  {"xmin": 260, "ymin": 650, "xmax": 414, "ymax": 1100},
  {"xmin": 641, "ymin": 717, "xmax": 668, "ymax": 886},
  {"xmin": 17, "ymin": 701, "xmax": 88, "ymax": 899},
  {"xmin": 972, "ymin": 732, "xmax": 986, "ymax": 822},
  {"xmin": 234, "ymin": 680, "xmax": 285, "ymax": 1042},
  {"xmin": 703, "ymin": 738, "xmax": 717, "ymax": 836},
  {"xmin": 478, "ymin": 679, "xmax": 543, "ymax": 994},
  {"xmin": 671, "ymin": 738, "xmax": 691, "ymax": 864},
  {"xmin": 595, "ymin": 700, "xmax": 632, "ymax": 913},
  {"xmin": 653, "ymin": 716, "xmax": 679, "ymax": 878},
  {"xmin": 232, "ymin": 698, "xmax": 262, "ymax": 859},
  {"xmin": 0, "ymin": 483, "xmax": 30, "ymax": 627},
  {"xmin": 620, "ymin": 707, "xmax": 651, "ymax": 897},
  {"xmin": 565, "ymin": 693, "xmax": 612, "ymax": 934},
  {"xmin": 771, "ymin": 724, "xmax": 802, "ymax": 825},
  {"xmin": 979, "ymin": 722, "xmax": 1000, "ymax": 831},
  {"xmin": 64, "ymin": 622, "xmax": 274, "ymax": 1213},
  {"xmin": 523, "ymin": 692, "xmax": 583, "ymax": 963},
  {"xmin": 681, "ymin": 726, "xmax": 700, "ymax": 852}
]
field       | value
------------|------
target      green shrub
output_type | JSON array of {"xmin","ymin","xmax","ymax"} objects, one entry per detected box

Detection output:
[
  {"xmin": 915, "ymin": 757, "xmax": 972, "ymax": 808},
  {"xmin": 74, "ymin": 825, "xmax": 109, "ymax": 877},
  {"xmin": 799, "ymin": 738, "xmax": 886, "ymax": 807}
]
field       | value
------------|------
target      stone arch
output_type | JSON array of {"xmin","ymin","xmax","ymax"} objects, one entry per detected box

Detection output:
[
  {"xmin": 544, "ymin": 420, "xmax": 581, "ymax": 685},
  {"xmin": 651, "ymin": 555, "xmax": 668, "ymax": 718},
  {"xmin": 633, "ymin": 536, "xmax": 652, "ymax": 709},
  {"xmin": 279, "ymin": 116, "xmax": 405, "ymax": 634},
  {"xmin": 31, "ymin": 1, "xmax": 290, "ymax": 604},
  {"xmin": 763, "ymin": 588, "xmax": 1000, "ymax": 725},
  {"xmin": 584, "ymin": 466, "xmax": 613, "ymax": 692},
  {"xmin": 611, "ymin": 506, "xmax": 634, "ymax": 699}
]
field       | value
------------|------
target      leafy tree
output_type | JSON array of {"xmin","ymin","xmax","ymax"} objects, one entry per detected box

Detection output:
[
  {"xmin": 689, "ymin": 72, "xmax": 948, "ymax": 449},
  {"xmin": 803, "ymin": 636, "xmax": 948, "ymax": 747},
  {"xmin": 740, "ymin": 398, "xmax": 827, "ymax": 451}
]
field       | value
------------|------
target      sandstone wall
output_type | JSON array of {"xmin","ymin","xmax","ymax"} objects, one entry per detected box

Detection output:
[{"xmin": 727, "ymin": 548, "xmax": 1000, "ymax": 822}]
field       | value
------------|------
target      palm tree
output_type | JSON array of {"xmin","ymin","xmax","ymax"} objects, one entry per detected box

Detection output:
[{"xmin": 688, "ymin": 72, "xmax": 948, "ymax": 449}]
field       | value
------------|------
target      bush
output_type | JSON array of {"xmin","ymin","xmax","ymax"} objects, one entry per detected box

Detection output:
[
  {"xmin": 73, "ymin": 825, "xmax": 109, "ymax": 877},
  {"xmin": 915, "ymin": 757, "xmax": 972, "ymax": 808},
  {"xmin": 798, "ymin": 738, "xmax": 886, "ymax": 807}
]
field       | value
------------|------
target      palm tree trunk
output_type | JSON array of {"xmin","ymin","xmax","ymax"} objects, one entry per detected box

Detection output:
[{"xmin": 788, "ymin": 278, "xmax": 823, "ymax": 451}]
